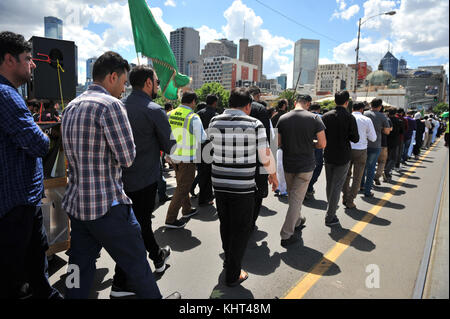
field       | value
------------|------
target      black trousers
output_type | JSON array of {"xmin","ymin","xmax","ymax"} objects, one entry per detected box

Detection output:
[
  {"xmin": 197, "ymin": 163, "xmax": 214, "ymax": 204},
  {"xmin": 113, "ymin": 183, "xmax": 161, "ymax": 286},
  {"xmin": 216, "ymin": 192, "xmax": 255, "ymax": 284},
  {"xmin": 0, "ymin": 205, "xmax": 61, "ymax": 299}
]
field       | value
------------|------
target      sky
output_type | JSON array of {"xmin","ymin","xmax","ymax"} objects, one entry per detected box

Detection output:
[{"xmin": 0, "ymin": 0, "xmax": 448, "ymax": 88}]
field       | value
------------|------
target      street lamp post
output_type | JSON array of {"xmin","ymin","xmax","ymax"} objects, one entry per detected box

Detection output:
[{"xmin": 354, "ymin": 11, "xmax": 396, "ymax": 98}]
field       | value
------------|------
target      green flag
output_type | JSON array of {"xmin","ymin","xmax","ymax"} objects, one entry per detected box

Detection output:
[{"xmin": 128, "ymin": 0, "xmax": 190, "ymax": 100}]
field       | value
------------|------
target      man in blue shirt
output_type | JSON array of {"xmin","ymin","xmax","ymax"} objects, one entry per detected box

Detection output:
[{"xmin": 0, "ymin": 31, "xmax": 62, "ymax": 298}]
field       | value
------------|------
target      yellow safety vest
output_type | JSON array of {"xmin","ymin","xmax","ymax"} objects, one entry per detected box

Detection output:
[{"xmin": 168, "ymin": 106, "xmax": 198, "ymax": 158}]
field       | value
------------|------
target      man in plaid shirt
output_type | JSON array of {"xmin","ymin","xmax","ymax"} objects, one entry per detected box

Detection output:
[
  {"xmin": 61, "ymin": 52, "xmax": 162, "ymax": 299},
  {"xmin": 0, "ymin": 31, "xmax": 62, "ymax": 299}
]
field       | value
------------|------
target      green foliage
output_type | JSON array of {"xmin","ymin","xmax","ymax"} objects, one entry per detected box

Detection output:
[
  {"xmin": 195, "ymin": 82, "xmax": 230, "ymax": 112},
  {"xmin": 433, "ymin": 102, "xmax": 449, "ymax": 115},
  {"xmin": 153, "ymin": 91, "xmax": 180, "ymax": 109},
  {"xmin": 277, "ymin": 90, "xmax": 297, "ymax": 110},
  {"xmin": 318, "ymin": 99, "xmax": 336, "ymax": 111}
]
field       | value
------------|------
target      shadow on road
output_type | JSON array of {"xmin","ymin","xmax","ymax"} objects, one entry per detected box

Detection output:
[
  {"xmin": 373, "ymin": 186, "xmax": 406, "ymax": 196},
  {"xmin": 344, "ymin": 208, "xmax": 391, "ymax": 226},
  {"xmin": 209, "ymin": 270, "xmax": 255, "ymax": 299},
  {"xmin": 302, "ymin": 198, "xmax": 328, "ymax": 211},
  {"xmin": 154, "ymin": 227, "xmax": 201, "ymax": 252},
  {"xmin": 328, "ymin": 225, "xmax": 376, "ymax": 252},
  {"xmin": 244, "ymin": 241, "xmax": 281, "ymax": 276},
  {"xmin": 361, "ymin": 196, "xmax": 406, "ymax": 210}
]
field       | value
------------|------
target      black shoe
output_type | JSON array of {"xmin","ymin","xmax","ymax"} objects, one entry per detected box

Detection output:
[
  {"xmin": 110, "ymin": 284, "xmax": 136, "ymax": 298},
  {"xmin": 364, "ymin": 192, "xmax": 375, "ymax": 198},
  {"xmin": 295, "ymin": 217, "xmax": 306, "ymax": 231},
  {"xmin": 374, "ymin": 178, "xmax": 381, "ymax": 186},
  {"xmin": 165, "ymin": 291, "xmax": 182, "ymax": 299},
  {"xmin": 159, "ymin": 195, "xmax": 172, "ymax": 203},
  {"xmin": 182, "ymin": 208, "xmax": 198, "ymax": 218},
  {"xmin": 154, "ymin": 246, "xmax": 171, "ymax": 273},
  {"xmin": 281, "ymin": 235, "xmax": 299, "ymax": 247},
  {"xmin": 226, "ymin": 270, "xmax": 248, "ymax": 287},
  {"xmin": 325, "ymin": 217, "xmax": 340, "ymax": 227},
  {"xmin": 165, "ymin": 219, "xmax": 187, "ymax": 229},
  {"xmin": 198, "ymin": 199, "xmax": 214, "ymax": 207}
]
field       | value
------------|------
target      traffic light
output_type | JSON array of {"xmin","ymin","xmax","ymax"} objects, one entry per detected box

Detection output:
[{"xmin": 434, "ymin": 96, "xmax": 438, "ymax": 103}]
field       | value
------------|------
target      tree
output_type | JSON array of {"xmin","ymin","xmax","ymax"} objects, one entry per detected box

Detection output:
[
  {"xmin": 195, "ymin": 82, "xmax": 230, "ymax": 112},
  {"xmin": 153, "ymin": 92, "xmax": 180, "ymax": 109},
  {"xmin": 277, "ymin": 90, "xmax": 297, "ymax": 110},
  {"xmin": 433, "ymin": 102, "xmax": 449, "ymax": 115},
  {"xmin": 318, "ymin": 99, "xmax": 336, "ymax": 112}
]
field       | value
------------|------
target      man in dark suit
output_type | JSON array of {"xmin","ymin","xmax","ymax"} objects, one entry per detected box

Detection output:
[
  {"xmin": 196, "ymin": 94, "xmax": 219, "ymax": 206},
  {"xmin": 248, "ymin": 86, "xmax": 272, "ymax": 230}
]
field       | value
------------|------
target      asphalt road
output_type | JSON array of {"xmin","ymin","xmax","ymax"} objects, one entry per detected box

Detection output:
[{"xmin": 48, "ymin": 138, "xmax": 449, "ymax": 299}]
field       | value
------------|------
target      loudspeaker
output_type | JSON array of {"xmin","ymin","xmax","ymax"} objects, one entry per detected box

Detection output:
[{"xmin": 27, "ymin": 36, "xmax": 77, "ymax": 101}]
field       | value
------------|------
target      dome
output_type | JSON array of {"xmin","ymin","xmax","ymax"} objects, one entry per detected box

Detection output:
[{"xmin": 365, "ymin": 70, "xmax": 393, "ymax": 86}]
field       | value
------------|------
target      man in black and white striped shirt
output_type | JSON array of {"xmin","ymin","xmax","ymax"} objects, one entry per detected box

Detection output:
[{"xmin": 207, "ymin": 88, "xmax": 278, "ymax": 287}]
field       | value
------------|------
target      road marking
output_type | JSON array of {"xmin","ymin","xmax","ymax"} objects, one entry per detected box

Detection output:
[{"xmin": 283, "ymin": 138, "xmax": 442, "ymax": 299}]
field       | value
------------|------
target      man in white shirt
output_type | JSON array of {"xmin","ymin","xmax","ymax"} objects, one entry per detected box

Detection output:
[{"xmin": 342, "ymin": 103, "xmax": 377, "ymax": 209}]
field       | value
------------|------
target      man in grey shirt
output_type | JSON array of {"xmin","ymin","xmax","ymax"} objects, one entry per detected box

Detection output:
[
  {"xmin": 112, "ymin": 65, "xmax": 177, "ymax": 297},
  {"xmin": 361, "ymin": 99, "xmax": 391, "ymax": 197}
]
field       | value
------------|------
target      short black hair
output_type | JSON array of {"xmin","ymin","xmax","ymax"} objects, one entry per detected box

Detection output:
[
  {"xmin": 197, "ymin": 102, "xmax": 207, "ymax": 111},
  {"xmin": 248, "ymin": 86, "xmax": 261, "ymax": 96},
  {"xmin": 277, "ymin": 99, "xmax": 288, "ymax": 110},
  {"xmin": 259, "ymin": 100, "xmax": 267, "ymax": 107},
  {"xmin": 164, "ymin": 102, "xmax": 173, "ymax": 111},
  {"xmin": 92, "ymin": 51, "xmax": 130, "ymax": 82},
  {"xmin": 388, "ymin": 108, "xmax": 397, "ymax": 116},
  {"xmin": 309, "ymin": 103, "xmax": 321, "ymax": 111},
  {"xmin": 229, "ymin": 88, "xmax": 252, "ymax": 108},
  {"xmin": 129, "ymin": 65, "xmax": 154, "ymax": 89},
  {"xmin": 181, "ymin": 91, "xmax": 198, "ymax": 104},
  {"xmin": 397, "ymin": 108, "xmax": 405, "ymax": 115},
  {"xmin": 0, "ymin": 31, "xmax": 32, "ymax": 65},
  {"xmin": 353, "ymin": 102, "xmax": 365, "ymax": 111},
  {"xmin": 371, "ymin": 98, "xmax": 383, "ymax": 109},
  {"xmin": 206, "ymin": 94, "xmax": 218, "ymax": 106},
  {"xmin": 335, "ymin": 90, "xmax": 350, "ymax": 105},
  {"xmin": 297, "ymin": 94, "xmax": 312, "ymax": 103}
]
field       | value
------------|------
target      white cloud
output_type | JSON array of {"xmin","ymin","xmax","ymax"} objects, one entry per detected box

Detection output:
[
  {"xmin": 332, "ymin": 0, "xmax": 360, "ymax": 20},
  {"xmin": 197, "ymin": 25, "xmax": 225, "ymax": 51},
  {"xmin": 164, "ymin": 0, "xmax": 176, "ymax": 7},
  {"xmin": 220, "ymin": 0, "xmax": 294, "ymax": 85}
]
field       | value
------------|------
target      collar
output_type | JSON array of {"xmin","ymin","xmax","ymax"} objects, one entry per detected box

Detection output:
[
  {"xmin": 179, "ymin": 105, "xmax": 194, "ymax": 112},
  {"xmin": 353, "ymin": 111, "xmax": 362, "ymax": 115},
  {"xmin": 224, "ymin": 108, "xmax": 247, "ymax": 116},
  {"xmin": 0, "ymin": 74, "xmax": 17, "ymax": 91},
  {"xmin": 130, "ymin": 89, "xmax": 152, "ymax": 102},
  {"xmin": 89, "ymin": 83, "xmax": 112, "ymax": 96}
]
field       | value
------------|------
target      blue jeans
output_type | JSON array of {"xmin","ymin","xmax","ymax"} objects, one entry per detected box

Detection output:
[
  {"xmin": 362, "ymin": 147, "xmax": 381, "ymax": 195},
  {"xmin": 307, "ymin": 148, "xmax": 324, "ymax": 193},
  {"xmin": 66, "ymin": 205, "xmax": 161, "ymax": 299},
  {"xmin": 402, "ymin": 138, "xmax": 412, "ymax": 162}
]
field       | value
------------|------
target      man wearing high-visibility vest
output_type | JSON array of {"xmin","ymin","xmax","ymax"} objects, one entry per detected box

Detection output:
[{"xmin": 165, "ymin": 91, "xmax": 207, "ymax": 228}]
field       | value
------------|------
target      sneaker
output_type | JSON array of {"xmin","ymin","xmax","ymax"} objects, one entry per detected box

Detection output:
[
  {"xmin": 374, "ymin": 178, "xmax": 381, "ymax": 186},
  {"xmin": 305, "ymin": 191, "xmax": 314, "ymax": 200},
  {"xmin": 182, "ymin": 208, "xmax": 198, "ymax": 218},
  {"xmin": 344, "ymin": 201, "xmax": 356, "ymax": 209},
  {"xmin": 325, "ymin": 217, "xmax": 340, "ymax": 227},
  {"xmin": 364, "ymin": 192, "xmax": 375, "ymax": 198},
  {"xmin": 165, "ymin": 219, "xmax": 187, "ymax": 229},
  {"xmin": 281, "ymin": 235, "xmax": 299, "ymax": 247},
  {"xmin": 110, "ymin": 284, "xmax": 136, "ymax": 298},
  {"xmin": 280, "ymin": 192, "xmax": 288, "ymax": 197},
  {"xmin": 165, "ymin": 291, "xmax": 182, "ymax": 299},
  {"xmin": 154, "ymin": 246, "xmax": 171, "ymax": 273}
]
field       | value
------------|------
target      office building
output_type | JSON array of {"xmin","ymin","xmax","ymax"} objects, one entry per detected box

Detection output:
[
  {"xmin": 293, "ymin": 39, "xmax": 320, "ymax": 88},
  {"xmin": 170, "ymin": 27, "xmax": 201, "ymax": 89},
  {"xmin": 380, "ymin": 51, "xmax": 399, "ymax": 78},
  {"xmin": 315, "ymin": 64, "xmax": 356, "ymax": 95},
  {"xmin": 201, "ymin": 39, "xmax": 237, "ymax": 59},
  {"xmin": 239, "ymin": 39, "xmax": 263, "ymax": 82},
  {"xmin": 277, "ymin": 74, "xmax": 287, "ymax": 90},
  {"xmin": 85, "ymin": 57, "xmax": 96, "ymax": 84},
  {"xmin": 44, "ymin": 16, "xmax": 63, "ymax": 40}
]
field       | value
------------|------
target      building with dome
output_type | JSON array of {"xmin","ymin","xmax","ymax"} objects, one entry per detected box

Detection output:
[{"xmin": 365, "ymin": 63, "xmax": 394, "ymax": 87}]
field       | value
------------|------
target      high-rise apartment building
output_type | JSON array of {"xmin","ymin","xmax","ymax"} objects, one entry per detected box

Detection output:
[
  {"xmin": 238, "ymin": 39, "xmax": 263, "ymax": 82},
  {"xmin": 380, "ymin": 51, "xmax": 399, "ymax": 78},
  {"xmin": 170, "ymin": 27, "xmax": 201, "ymax": 89},
  {"xmin": 293, "ymin": 39, "xmax": 320, "ymax": 88},
  {"xmin": 44, "ymin": 16, "xmax": 63, "ymax": 40}
]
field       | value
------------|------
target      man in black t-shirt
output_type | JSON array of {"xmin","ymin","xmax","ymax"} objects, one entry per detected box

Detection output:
[
  {"xmin": 277, "ymin": 94, "xmax": 326, "ymax": 246},
  {"xmin": 384, "ymin": 108, "xmax": 404, "ymax": 182}
]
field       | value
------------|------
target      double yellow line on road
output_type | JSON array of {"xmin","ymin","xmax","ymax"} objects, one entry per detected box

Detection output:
[{"xmin": 283, "ymin": 138, "xmax": 442, "ymax": 299}]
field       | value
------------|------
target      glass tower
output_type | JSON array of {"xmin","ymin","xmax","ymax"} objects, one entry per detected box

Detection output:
[{"xmin": 293, "ymin": 39, "xmax": 320, "ymax": 88}]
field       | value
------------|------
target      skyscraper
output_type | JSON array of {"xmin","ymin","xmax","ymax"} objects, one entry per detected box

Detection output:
[
  {"xmin": 380, "ymin": 51, "xmax": 399, "ymax": 78},
  {"xmin": 86, "ymin": 57, "xmax": 97, "ymax": 83},
  {"xmin": 201, "ymin": 39, "xmax": 237, "ymax": 59},
  {"xmin": 277, "ymin": 74, "xmax": 287, "ymax": 90},
  {"xmin": 170, "ymin": 27, "xmax": 201, "ymax": 89},
  {"xmin": 44, "ymin": 16, "xmax": 63, "ymax": 40},
  {"xmin": 239, "ymin": 39, "xmax": 263, "ymax": 82},
  {"xmin": 293, "ymin": 39, "xmax": 320, "ymax": 88}
]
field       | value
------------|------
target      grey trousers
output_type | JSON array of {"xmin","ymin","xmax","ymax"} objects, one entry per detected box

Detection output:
[
  {"xmin": 325, "ymin": 162, "xmax": 350, "ymax": 221},
  {"xmin": 342, "ymin": 149, "xmax": 367, "ymax": 205},
  {"xmin": 280, "ymin": 171, "xmax": 314, "ymax": 240}
]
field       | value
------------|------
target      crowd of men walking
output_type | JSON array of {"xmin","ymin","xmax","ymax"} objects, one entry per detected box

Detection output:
[{"xmin": 1, "ymin": 32, "xmax": 448, "ymax": 299}]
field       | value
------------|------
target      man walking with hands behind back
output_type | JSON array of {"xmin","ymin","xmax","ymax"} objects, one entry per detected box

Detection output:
[{"xmin": 321, "ymin": 91, "xmax": 359, "ymax": 227}]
